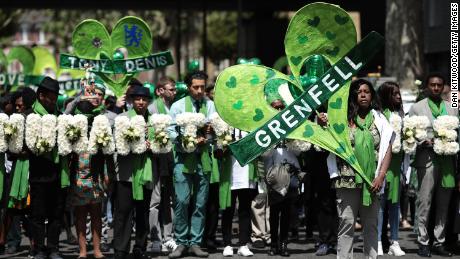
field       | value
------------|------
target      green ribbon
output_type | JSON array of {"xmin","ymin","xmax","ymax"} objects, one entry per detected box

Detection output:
[
  {"xmin": 218, "ymin": 153, "xmax": 257, "ymax": 209},
  {"xmin": 229, "ymin": 32, "xmax": 384, "ymax": 166},
  {"xmin": 127, "ymin": 109, "xmax": 153, "ymax": 200},
  {"xmin": 59, "ymin": 51, "xmax": 174, "ymax": 74},
  {"xmin": 8, "ymin": 158, "xmax": 29, "ymax": 208},
  {"xmin": 427, "ymin": 99, "xmax": 455, "ymax": 188},
  {"xmin": 383, "ymin": 109, "xmax": 402, "ymax": 203},
  {"xmin": 181, "ymin": 96, "xmax": 212, "ymax": 174},
  {"xmin": 428, "ymin": 98, "xmax": 447, "ymax": 118},
  {"xmin": 154, "ymin": 98, "xmax": 167, "ymax": 115},
  {"xmin": 353, "ymin": 112, "xmax": 376, "ymax": 206}
]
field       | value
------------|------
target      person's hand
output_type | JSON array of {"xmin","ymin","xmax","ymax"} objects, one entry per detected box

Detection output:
[
  {"xmin": 317, "ymin": 113, "xmax": 328, "ymax": 127},
  {"xmin": 146, "ymin": 140, "xmax": 151, "ymax": 150},
  {"xmin": 371, "ymin": 173, "xmax": 385, "ymax": 193},
  {"xmin": 116, "ymin": 95, "xmax": 126, "ymax": 108},
  {"xmin": 196, "ymin": 136, "xmax": 206, "ymax": 145},
  {"xmin": 422, "ymin": 139, "xmax": 433, "ymax": 146},
  {"xmin": 213, "ymin": 148, "xmax": 224, "ymax": 159}
]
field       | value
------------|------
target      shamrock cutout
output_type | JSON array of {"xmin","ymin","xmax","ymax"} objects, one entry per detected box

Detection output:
[
  {"xmin": 214, "ymin": 2, "xmax": 363, "ymax": 173},
  {"xmin": 70, "ymin": 16, "xmax": 153, "ymax": 97},
  {"xmin": 0, "ymin": 46, "xmax": 36, "ymax": 90}
]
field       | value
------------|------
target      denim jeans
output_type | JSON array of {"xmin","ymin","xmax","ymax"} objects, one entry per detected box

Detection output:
[{"xmin": 378, "ymin": 191, "xmax": 400, "ymax": 241}]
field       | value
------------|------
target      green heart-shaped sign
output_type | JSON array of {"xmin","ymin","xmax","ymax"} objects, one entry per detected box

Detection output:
[
  {"xmin": 214, "ymin": 3, "xmax": 367, "ymax": 176},
  {"xmin": 71, "ymin": 16, "xmax": 153, "ymax": 97}
]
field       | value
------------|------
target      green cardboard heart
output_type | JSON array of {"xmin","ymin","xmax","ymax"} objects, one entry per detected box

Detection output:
[
  {"xmin": 297, "ymin": 35, "xmax": 308, "ymax": 44},
  {"xmin": 335, "ymin": 15, "xmax": 349, "ymax": 25},
  {"xmin": 326, "ymin": 31, "xmax": 337, "ymax": 40},
  {"xmin": 226, "ymin": 76, "xmax": 237, "ymax": 88},
  {"xmin": 326, "ymin": 46, "xmax": 340, "ymax": 56},
  {"xmin": 71, "ymin": 16, "xmax": 153, "ymax": 97},
  {"xmin": 307, "ymin": 16, "xmax": 320, "ymax": 27},
  {"xmin": 250, "ymin": 75, "xmax": 260, "ymax": 85},
  {"xmin": 232, "ymin": 100, "xmax": 243, "ymax": 110},
  {"xmin": 253, "ymin": 108, "xmax": 264, "ymax": 121},
  {"xmin": 214, "ymin": 3, "xmax": 364, "ymax": 177},
  {"xmin": 303, "ymin": 125, "xmax": 314, "ymax": 137},
  {"xmin": 333, "ymin": 123, "xmax": 345, "ymax": 134},
  {"xmin": 329, "ymin": 97, "xmax": 342, "ymax": 109}
]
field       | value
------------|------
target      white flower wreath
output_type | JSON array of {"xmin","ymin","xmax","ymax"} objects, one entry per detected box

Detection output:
[
  {"xmin": 88, "ymin": 115, "xmax": 115, "ymax": 155},
  {"xmin": 57, "ymin": 114, "xmax": 89, "ymax": 155},
  {"xmin": 150, "ymin": 114, "xmax": 173, "ymax": 154},
  {"xmin": 402, "ymin": 116, "xmax": 429, "ymax": 154},
  {"xmin": 114, "ymin": 115, "xmax": 146, "ymax": 155},
  {"xmin": 433, "ymin": 115, "xmax": 459, "ymax": 155},
  {"xmin": 26, "ymin": 114, "xmax": 57, "ymax": 155},
  {"xmin": 209, "ymin": 113, "xmax": 234, "ymax": 149},
  {"xmin": 176, "ymin": 112, "xmax": 206, "ymax": 153},
  {"xmin": 388, "ymin": 113, "xmax": 402, "ymax": 153}
]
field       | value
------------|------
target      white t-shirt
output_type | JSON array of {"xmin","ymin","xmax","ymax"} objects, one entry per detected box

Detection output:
[{"xmin": 231, "ymin": 129, "xmax": 256, "ymax": 190}]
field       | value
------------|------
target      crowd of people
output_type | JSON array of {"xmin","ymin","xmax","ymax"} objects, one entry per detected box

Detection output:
[{"xmin": 0, "ymin": 71, "xmax": 459, "ymax": 259}]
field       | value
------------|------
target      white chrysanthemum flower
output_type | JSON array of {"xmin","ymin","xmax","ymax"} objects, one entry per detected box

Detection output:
[
  {"xmin": 25, "ymin": 114, "xmax": 57, "ymax": 155},
  {"xmin": 130, "ymin": 115, "xmax": 146, "ymax": 154},
  {"xmin": 433, "ymin": 115, "xmax": 459, "ymax": 155},
  {"xmin": 8, "ymin": 114, "xmax": 24, "ymax": 154},
  {"xmin": 0, "ymin": 113, "xmax": 9, "ymax": 153},
  {"xmin": 389, "ymin": 113, "xmax": 402, "ymax": 153},
  {"xmin": 286, "ymin": 140, "xmax": 312, "ymax": 152},
  {"xmin": 88, "ymin": 115, "xmax": 115, "ymax": 155}
]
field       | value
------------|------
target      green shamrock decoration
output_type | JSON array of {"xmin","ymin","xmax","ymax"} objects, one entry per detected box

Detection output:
[
  {"xmin": 0, "ymin": 46, "xmax": 35, "ymax": 91},
  {"xmin": 70, "ymin": 16, "xmax": 153, "ymax": 97},
  {"xmin": 214, "ymin": 2, "xmax": 363, "ymax": 174}
]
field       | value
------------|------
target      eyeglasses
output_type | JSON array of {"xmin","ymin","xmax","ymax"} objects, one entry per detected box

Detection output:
[{"xmin": 164, "ymin": 88, "xmax": 176, "ymax": 92}]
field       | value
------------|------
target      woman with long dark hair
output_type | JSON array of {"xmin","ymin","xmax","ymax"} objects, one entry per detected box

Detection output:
[
  {"xmin": 376, "ymin": 82, "xmax": 407, "ymax": 256},
  {"xmin": 327, "ymin": 79, "xmax": 394, "ymax": 258}
]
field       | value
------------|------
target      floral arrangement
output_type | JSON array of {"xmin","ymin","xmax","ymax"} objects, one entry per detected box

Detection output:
[
  {"xmin": 176, "ymin": 112, "xmax": 206, "ymax": 153},
  {"xmin": 57, "ymin": 114, "xmax": 89, "ymax": 155},
  {"xmin": 25, "ymin": 114, "xmax": 57, "ymax": 155},
  {"xmin": 433, "ymin": 115, "xmax": 459, "ymax": 155},
  {"xmin": 286, "ymin": 139, "xmax": 312, "ymax": 152},
  {"xmin": 402, "ymin": 116, "xmax": 430, "ymax": 154},
  {"xmin": 209, "ymin": 113, "xmax": 233, "ymax": 149},
  {"xmin": 114, "ymin": 115, "xmax": 146, "ymax": 155},
  {"xmin": 88, "ymin": 115, "xmax": 115, "ymax": 155},
  {"xmin": 150, "ymin": 114, "xmax": 173, "ymax": 154},
  {"xmin": 389, "ymin": 113, "xmax": 402, "ymax": 153},
  {"xmin": 6, "ymin": 114, "xmax": 24, "ymax": 154}
]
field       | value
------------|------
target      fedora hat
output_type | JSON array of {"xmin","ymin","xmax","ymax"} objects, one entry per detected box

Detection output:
[{"xmin": 38, "ymin": 76, "xmax": 60, "ymax": 95}]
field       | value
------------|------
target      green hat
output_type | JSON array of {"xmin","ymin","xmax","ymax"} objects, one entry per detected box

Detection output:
[{"xmin": 94, "ymin": 78, "xmax": 106, "ymax": 94}]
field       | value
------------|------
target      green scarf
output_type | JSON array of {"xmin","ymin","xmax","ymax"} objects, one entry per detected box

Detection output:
[
  {"xmin": 8, "ymin": 158, "xmax": 29, "ymax": 208},
  {"xmin": 128, "ymin": 109, "xmax": 154, "ymax": 200},
  {"xmin": 154, "ymin": 98, "xmax": 168, "ymax": 115},
  {"xmin": 427, "ymin": 98, "xmax": 455, "ymax": 188},
  {"xmin": 181, "ymin": 96, "xmax": 212, "ymax": 174},
  {"xmin": 353, "ymin": 112, "xmax": 376, "ymax": 206},
  {"xmin": 383, "ymin": 109, "xmax": 402, "ymax": 203},
  {"xmin": 218, "ymin": 152, "xmax": 257, "ymax": 209}
]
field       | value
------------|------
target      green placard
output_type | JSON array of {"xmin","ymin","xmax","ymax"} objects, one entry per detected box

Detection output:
[
  {"xmin": 229, "ymin": 32, "xmax": 384, "ymax": 166},
  {"xmin": 59, "ymin": 51, "xmax": 174, "ymax": 74}
]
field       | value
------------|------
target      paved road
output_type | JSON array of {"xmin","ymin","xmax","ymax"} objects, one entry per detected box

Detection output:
[{"xmin": 1, "ymin": 226, "xmax": 459, "ymax": 259}]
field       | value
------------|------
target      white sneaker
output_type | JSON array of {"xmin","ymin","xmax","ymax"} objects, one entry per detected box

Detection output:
[
  {"xmin": 164, "ymin": 239, "xmax": 178, "ymax": 252},
  {"xmin": 388, "ymin": 241, "xmax": 405, "ymax": 256},
  {"xmin": 149, "ymin": 240, "xmax": 161, "ymax": 253},
  {"xmin": 223, "ymin": 246, "xmax": 234, "ymax": 257},
  {"xmin": 378, "ymin": 241, "xmax": 384, "ymax": 256},
  {"xmin": 237, "ymin": 245, "xmax": 254, "ymax": 257}
]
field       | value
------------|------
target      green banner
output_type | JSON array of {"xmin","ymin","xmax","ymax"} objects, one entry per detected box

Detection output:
[
  {"xmin": 0, "ymin": 73, "xmax": 81, "ymax": 91},
  {"xmin": 229, "ymin": 32, "xmax": 384, "ymax": 166},
  {"xmin": 59, "ymin": 51, "xmax": 174, "ymax": 74}
]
